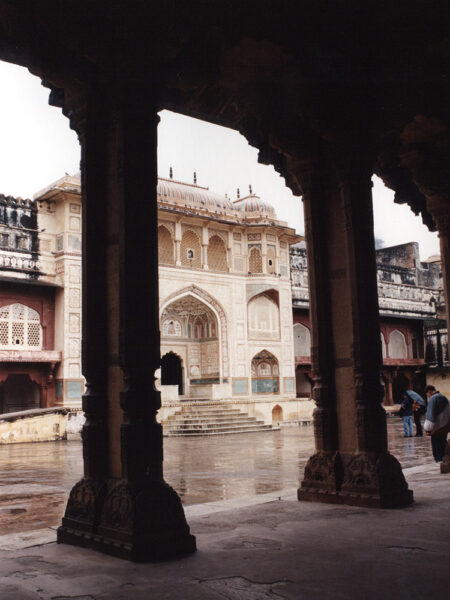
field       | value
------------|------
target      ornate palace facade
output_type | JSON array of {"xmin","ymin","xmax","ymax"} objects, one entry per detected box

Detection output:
[
  {"xmin": 0, "ymin": 175, "xmax": 82, "ymax": 412},
  {"xmin": 291, "ymin": 241, "xmax": 447, "ymax": 403},
  {"xmin": 157, "ymin": 176, "xmax": 303, "ymax": 422},
  {"xmin": 1, "ymin": 174, "xmax": 306, "ymax": 423}
]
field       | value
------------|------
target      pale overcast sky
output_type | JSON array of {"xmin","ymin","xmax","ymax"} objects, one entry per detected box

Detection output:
[{"xmin": 0, "ymin": 60, "xmax": 440, "ymax": 260}]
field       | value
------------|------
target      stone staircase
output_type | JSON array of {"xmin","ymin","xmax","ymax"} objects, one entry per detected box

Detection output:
[{"xmin": 162, "ymin": 402, "xmax": 279, "ymax": 436}]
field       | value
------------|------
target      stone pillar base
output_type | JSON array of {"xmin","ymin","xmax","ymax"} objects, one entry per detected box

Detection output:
[
  {"xmin": 298, "ymin": 451, "xmax": 413, "ymax": 508},
  {"xmin": 58, "ymin": 478, "xmax": 196, "ymax": 562}
]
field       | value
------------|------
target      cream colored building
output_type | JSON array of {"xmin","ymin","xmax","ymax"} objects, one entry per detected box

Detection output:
[
  {"xmin": 156, "ymin": 177, "xmax": 307, "ymax": 423},
  {"xmin": 0, "ymin": 175, "xmax": 82, "ymax": 411},
  {"xmin": 1, "ymin": 173, "xmax": 307, "ymax": 424}
]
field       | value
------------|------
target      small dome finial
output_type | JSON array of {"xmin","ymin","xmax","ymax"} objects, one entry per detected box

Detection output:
[
  {"xmin": 169, "ymin": 166, "xmax": 173, "ymax": 179},
  {"xmin": 193, "ymin": 171, "xmax": 197, "ymax": 184},
  {"xmin": 249, "ymin": 184, "xmax": 252, "ymax": 195},
  {"xmin": 237, "ymin": 188, "xmax": 240, "ymax": 199}
]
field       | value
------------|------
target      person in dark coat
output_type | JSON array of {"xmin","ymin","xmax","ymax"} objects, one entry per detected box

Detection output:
[
  {"xmin": 401, "ymin": 391, "xmax": 414, "ymax": 437},
  {"xmin": 424, "ymin": 385, "xmax": 450, "ymax": 462}
]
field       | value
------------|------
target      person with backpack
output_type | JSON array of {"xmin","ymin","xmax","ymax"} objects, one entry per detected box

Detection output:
[
  {"xmin": 424, "ymin": 385, "xmax": 450, "ymax": 462},
  {"xmin": 405, "ymin": 389, "xmax": 427, "ymax": 437}
]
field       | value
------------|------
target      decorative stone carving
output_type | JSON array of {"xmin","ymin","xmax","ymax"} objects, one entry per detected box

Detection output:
[
  {"xmin": 298, "ymin": 451, "xmax": 342, "ymax": 494},
  {"xmin": 96, "ymin": 480, "xmax": 196, "ymax": 561},
  {"xmin": 340, "ymin": 452, "xmax": 413, "ymax": 508},
  {"xmin": 58, "ymin": 478, "xmax": 107, "ymax": 534}
]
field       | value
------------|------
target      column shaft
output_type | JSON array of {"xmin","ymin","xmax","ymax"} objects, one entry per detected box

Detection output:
[
  {"xmin": 95, "ymin": 89, "xmax": 196, "ymax": 560},
  {"xmin": 297, "ymin": 152, "xmax": 413, "ymax": 508},
  {"xmin": 297, "ymin": 161, "xmax": 341, "ymax": 499},
  {"xmin": 58, "ymin": 89, "xmax": 109, "ymax": 542}
]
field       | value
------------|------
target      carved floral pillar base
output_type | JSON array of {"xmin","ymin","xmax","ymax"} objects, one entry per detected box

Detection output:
[
  {"xmin": 57, "ymin": 478, "xmax": 108, "ymax": 539},
  {"xmin": 299, "ymin": 451, "xmax": 413, "ymax": 508},
  {"xmin": 298, "ymin": 450, "xmax": 342, "ymax": 501},
  {"xmin": 92, "ymin": 480, "xmax": 196, "ymax": 561},
  {"xmin": 58, "ymin": 479, "xmax": 195, "ymax": 561}
]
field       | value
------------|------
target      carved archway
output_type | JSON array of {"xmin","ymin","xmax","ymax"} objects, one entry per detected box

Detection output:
[{"xmin": 160, "ymin": 285, "xmax": 229, "ymax": 378}]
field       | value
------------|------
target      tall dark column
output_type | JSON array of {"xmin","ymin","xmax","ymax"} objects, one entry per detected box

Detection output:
[
  {"xmin": 296, "ymin": 160, "xmax": 341, "ymax": 499},
  {"xmin": 426, "ymin": 197, "xmax": 450, "ymax": 474},
  {"xmin": 297, "ymin": 150, "xmax": 413, "ymax": 508},
  {"xmin": 335, "ymin": 158, "xmax": 412, "ymax": 505},
  {"xmin": 58, "ymin": 89, "xmax": 110, "ymax": 541},
  {"xmin": 95, "ymin": 89, "xmax": 196, "ymax": 561}
]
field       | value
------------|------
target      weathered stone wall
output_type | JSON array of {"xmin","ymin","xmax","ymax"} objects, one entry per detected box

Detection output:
[{"xmin": 0, "ymin": 408, "xmax": 68, "ymax": 444}]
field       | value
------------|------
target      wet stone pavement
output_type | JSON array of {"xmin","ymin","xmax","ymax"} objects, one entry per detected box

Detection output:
[{"xmin": 0, "ymin": 419, "xmax": 436, "ymax": 535}]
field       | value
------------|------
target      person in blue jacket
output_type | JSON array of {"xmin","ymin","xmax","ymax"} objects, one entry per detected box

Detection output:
[
  {"xmin": 405, "ymin": 389, "xmax": 427, "ymax": 437},
  {"xmin": 424, "ymin": 385, "xmax": 450, "ymax": 462},
  {"xmin": 401, "ymin": 391, "xmax": 414, "ymax": 437}
]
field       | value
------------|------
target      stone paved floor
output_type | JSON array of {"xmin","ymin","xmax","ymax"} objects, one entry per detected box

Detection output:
[
  {"xmin": 0, "ymin": 419, "xmax": 436, "ymax": 535},
  {"xmin": 0, "ymin": 462, "xmax": 448, "ymax": 599}
]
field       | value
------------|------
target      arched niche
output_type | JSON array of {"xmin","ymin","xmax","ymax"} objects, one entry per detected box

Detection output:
[
  {"xmin": 389, "ymin": 329, "xmax": 408, "ymax": 359},
  {"xmin": 158, "ymin": 225, "xmax": 175, "ymax": 265},
  {"xmin": 294, "ymin": 322, "xmax": 311, "ymax": 357},
  {"xmin": 208, "ymin": 234, "xmax": 227, "ymax": 271},
  {"xmin": 180, "ymin": 230, "xmax": 201, "ymax": 268},
  {"xmin": 272, "ymin": 404, "xmax": 283, "ymax": 422},
  {"xmin": 160, "ymin": 292, "xmax": 224, "ymax": 390},
  {"xmin": 248, "ymin": 246, "xmax": 262, "ymax": 273},
  {"xmin": 251, "ymin": 349, "xmax": 279, "ymax": 394},
  {"xmin": 248, "ymin": 293, "xmax": 280, "ymax": 340}
]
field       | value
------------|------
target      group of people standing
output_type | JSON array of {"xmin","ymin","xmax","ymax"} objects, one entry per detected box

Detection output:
[{"xmin": 401, "ymin": 385, "xmax": 450, "ymax": 463}]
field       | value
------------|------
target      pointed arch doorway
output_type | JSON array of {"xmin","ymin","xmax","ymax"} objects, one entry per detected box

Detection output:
[{"xmin": 161, "ymin": 352, "xmax": 184, "ymax": 396}]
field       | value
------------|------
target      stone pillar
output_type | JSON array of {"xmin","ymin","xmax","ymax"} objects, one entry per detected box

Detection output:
[
  {"xmin": 58, "ymin": 89, "xmax": 110, "ymax": 542},
  {"xmin": 297, "ymin": 155, "xmax": 413, "ymax": 507},
  {"xmin": 58, "ymin": 88, "xmax": 195, "ymax": 561},
  {"xmin": 384, "ymin": 372, "xmax": 394, "ymax": 406},
  {"xmin": 94, "ymin": 89, "xmax": 196, "ymax": 560},
  {"xmin": 426, "ymin": 197, "xmax": 450, "ymax": 474},
  {"xmin": 296, "ymin": 161, "xmax": 341, "ymax": 498}
]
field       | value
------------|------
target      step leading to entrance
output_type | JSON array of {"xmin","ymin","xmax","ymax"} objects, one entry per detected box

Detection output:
[{"xmin": 162, "ymin": 401, "xmax": 278, "ymax": 436}]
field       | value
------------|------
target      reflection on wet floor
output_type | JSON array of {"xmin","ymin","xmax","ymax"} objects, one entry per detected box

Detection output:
[{"xmin": 0, "ymin": 419, "xmax": 437, "ymax": 534}]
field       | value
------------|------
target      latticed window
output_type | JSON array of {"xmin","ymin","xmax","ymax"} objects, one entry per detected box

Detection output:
[
  {"xmin": 0, "ymin": 303, "xmax": 42, "ymax": 349},
  {"xmin": 181, "ymin": 230, "xmax": 201, "ymax": 268},
  {"xmin": 158, "ymin": 225, "xmax": 175, "ymax": 265},
  {"xmin": 208, "ymin": 235, "xmax": 227, "ymax": 271},
  {"xmin": 249, "ymin": 247, "xmax": 262, "ymax": 273}
]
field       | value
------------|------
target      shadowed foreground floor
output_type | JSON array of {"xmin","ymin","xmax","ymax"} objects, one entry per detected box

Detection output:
[{"xmin": 0, "ymin": 462, "xmax": 448, "ymax": 600}]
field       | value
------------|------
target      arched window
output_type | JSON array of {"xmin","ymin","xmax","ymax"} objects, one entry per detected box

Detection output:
[
  {"xmin": 181, "ymin": 230, "xmax": 201, "ymax": 268},
  {"xmin": 208, "ymin": 235, "xmax": 227, "ymax": 271},
  {"xmin": 294, "ymin": 323, "xmax": 311, "ymax": 357},
  {"xmin": 389, "ymin": 329, "xmax": 407, "ymax": 359},
  {"xmin": 380, "ymin": 332, "xmax": 387, "ymax": 359},
  {"xmin": 0, "ymin": 303, "xmax": 42, "ymax": 349},
  {"xmin": 266, "ymin": 244, "xmax": 276, "ymax": 274},
  {"xmin": 158, "ymin": 225, "xmax": 175, "ymax": 265},
  {"xmin": 248, "ymin": 294, "xmax": 280, "ymax": 340},
  {"xmin": 249, "ymin": 247, "xmax": 262, "ymax": 273}
]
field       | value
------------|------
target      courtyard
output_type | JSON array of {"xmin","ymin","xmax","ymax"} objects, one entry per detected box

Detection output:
[{"xmin": 0, "ymin": 420, "xmax": 436, "ymax": 536}]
